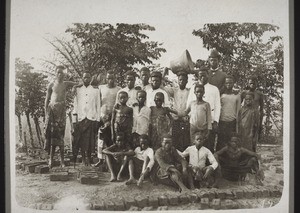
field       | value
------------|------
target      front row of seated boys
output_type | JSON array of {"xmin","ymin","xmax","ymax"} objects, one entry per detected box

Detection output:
[{"xmin": 102, "ymin": 131, "xmax": 263, "ymax": 192}]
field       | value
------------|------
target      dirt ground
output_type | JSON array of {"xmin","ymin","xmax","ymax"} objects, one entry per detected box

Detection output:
[{"xmin": 14, "ymin": 145, "xmax": 284, "ymax": 210}]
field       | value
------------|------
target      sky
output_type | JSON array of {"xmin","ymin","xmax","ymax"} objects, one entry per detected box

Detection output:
[{"xmin": 9, "ymin": 0, "xmax": 289, "ymax": 73}]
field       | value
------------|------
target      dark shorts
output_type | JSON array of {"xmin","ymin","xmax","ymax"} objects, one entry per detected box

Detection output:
[
  {"xmin": 106, "ymin": 155, "xmax": 129, "ymax": 176},
  {"xmin": 131, "ymin": 157, "xmax": 144, "ymax": 178}
]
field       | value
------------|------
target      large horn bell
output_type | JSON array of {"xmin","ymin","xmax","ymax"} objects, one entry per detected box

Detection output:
[{"xmin": 170, "ymin": 50, "xmax": 194, "ymax": 74}]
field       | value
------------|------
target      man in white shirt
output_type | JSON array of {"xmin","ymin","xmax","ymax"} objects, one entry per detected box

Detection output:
[
  {"xmin": 116, "ymin": 71, "xmax": 139, "ymax": 107},
  {"xmin": 145, "ymin": 71, "xmax": 171, "ymax": 107},
  {"xmin": 186, "ymin": 67, "xmax": 221, "ymax": 153},
  {"xmin": 73, "ymin": 72, "xmax": 101, "ymax": 166},
  {"xmin": 180, "ymin": 132, "xmax": 220, "ymax": 188},
  {"xmin": 164, "ymin": 71, "xmax": 190, "ymax": 151},
  {"xmin": 125, "ymin": 134, "xmax": 155, "ymax": 187}
]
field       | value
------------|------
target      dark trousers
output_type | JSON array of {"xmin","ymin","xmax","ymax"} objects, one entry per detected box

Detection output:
[
  {"xmin": 204, "ymin": 130, "xmax": 216, "ymax": 153},
  {"xmin": 216, "ymin": 120, "xmax": 237, "ymax": 151}
]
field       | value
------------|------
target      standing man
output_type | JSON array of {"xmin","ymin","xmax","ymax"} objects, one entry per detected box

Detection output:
[
  {"xmin": 145, "ymin": 71, "xmax": 171, "ymax": 108},
  {"xmin": 73, "ymin": 72, "xmax": 101, "ymax": 166},
  {"xmin": 95, "ymin": 70, "xmax": 121, "ymax": 167},
  {"xmin": 207, "ymin": 49, "xmax": 227, "ymax": 93},
  {"xmin": 44, "ymin": 65, "xmax": 78, "ymax": 168},
  {"xmin": 138, "ymin": 67, "xmax": 152, "ymax": 91},
  {"xmin": 164, "ymin": 71, "xmax": 191, "ymax": 151},
  {"xmin": 241, "ymin": 76, "xmax": 264, "ymax": 142},
  {"xmin": 116, "ymin": 71, "xmax": 140, "ymax": 107},
  {"xmin": 186, "ymin": 67, "xmax": 221, "ymax": 153}
]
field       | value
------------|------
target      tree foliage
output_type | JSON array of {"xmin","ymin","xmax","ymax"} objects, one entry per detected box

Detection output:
[
  {"xmin": 193, "ymin": 23, "xmax": 283, "ymax": 136},
  {"xmin": 43, "ymin": 23, "xmax": 166, "ymax": 86}
]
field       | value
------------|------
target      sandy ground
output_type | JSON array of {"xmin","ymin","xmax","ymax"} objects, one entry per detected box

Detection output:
[{"xmin": 14, "ymin": 145, "xmax": 284, "ymax": 210}]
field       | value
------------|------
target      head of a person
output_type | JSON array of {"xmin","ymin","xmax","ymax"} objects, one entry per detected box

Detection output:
[
  {"xmin": 161, "ymin": 134, "xmax": 173, "ymax": 151},
  {"xmin": 139, "ymin": 134, "xmax": 149, "ymax": 150},
  {"xmin": 154, "ymin": 92, "xmax": 164, "ymax": 107},
  {"xmin": 106, "ymin": 71, "xmax": 115, "ymax": 88},
  {"xmin": 228, "ymin": 133, "xmax": 240, "ymax": 149},
  {"xmin": 118, "ymin": 91, "xmax": 129, "ymax": 105},
  {"xmin": 125, "ymin": 71, "xmax": 136, "ymax": 89},
  {"xmin": 244, "ymin": 92, "xmax": 254, "ymax": 106},
  {"xmin": 136, "ymin": 90, "xmax": 146, "ymax": 105},
  {"xmin": 248, "ymin": 76, "xmax": 257, "ymax": 90},
  {"xmin": 225, "ymin": 75, "xmax": 234, "ymax": 91},
  {"xmin": 177, "ymin": 71, "xmax": 188, "ymax": 89},
  {"xmin": 115, "ymin": 132, "xmax": 125, "ymax": 147},
  {"xmin": 55, "ymin": 65, "xmax": 65, "ymax": 81},
  {"xmin": 150, "ymin": 72, "xmax": 162, "ymax": 90},
  {"xmin": 194, "ymin": 84, "xmax": 205, "ymax": 100},
  {"xmin": 194, "ymin": 132, "xmax": 206, "ymax": 148},
  {"xmin": 208, "ymin": 49, "xmax": 221, "ymax": 69},
  {"xmin": 197, "ymin": 67, "xmax": 209, "ymax": 85},
  {"xmin": 140, "ymin": 67, "xmax": 150, "ymax": 85},
  {"xmin": 82, "ymin": 72, "xmax": 92, "ymax": 86}
]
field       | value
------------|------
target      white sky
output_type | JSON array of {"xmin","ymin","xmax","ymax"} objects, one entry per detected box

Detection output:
[{"xmin": 9, "ymin": 0, "xmax": 288, "ymax": 72}]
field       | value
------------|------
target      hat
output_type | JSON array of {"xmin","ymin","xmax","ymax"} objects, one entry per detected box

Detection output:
[
  {"xmin": 209, "ymin": 49, "xmax": 221, "ymax": 59},
  {"xmin": 150, "ymin": 71, "xmax": 162, "ymax": 79}
]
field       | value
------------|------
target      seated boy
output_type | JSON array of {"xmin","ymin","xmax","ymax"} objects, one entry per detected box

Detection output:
[
  {"xmin": 125, "ymin": 134, "xmax": 155, "ymax": 187},
  {"xmin": 214, "ymin": 133, "xmax": 264, "ymax": 185},
  {"xmin": 154, "ymin": 134, "xmax": 194, "ymax": 192},
  {"xmin": 180, "ymin": 132, "xmax": 220, "ymax": 188},
  {"xmin": 103, "ymin": 132, "xmax": 133, "ymax": 182}
]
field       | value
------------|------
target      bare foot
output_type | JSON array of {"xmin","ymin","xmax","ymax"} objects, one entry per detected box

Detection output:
[
  {"xmin": 137, "ymin": 178, "xmax": 143, "ymax": 187},
  {"xmin": 117, "ymin": 174, "xmax": 123, "ymax": 181},
  {"xmin": 109, "ymin": 176, "xmax": 117, "ymax": 182},
  {"xmin": 125, "ymin": 178, "xmax": 137, "ymax": 185}
]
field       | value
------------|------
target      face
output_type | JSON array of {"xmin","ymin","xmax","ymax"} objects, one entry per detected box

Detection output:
[
  {"xmin": 116, "ymin": 136, "xmax": 124, "ymax": 147},
  {"xmin": 178, "ymin": 75, "xmax": 188, "ymax": 88},
  {"xmin": 209, "ymin": 57, "xmax": 219, "ymax": 69},
  {"xmin": 244, "ymin": 94, "xmax": 253, "ymax": 106},
  {"xmin": 137, "ymin": 92, "xmax": 146, "ymax": 104},
  {"xmin": 83, "ymin": 73, "xmax": 91, "ymax": 85},
  {"xmin": 154, "ymin": 95, "xmax": 163, "ymax": 107},
  {"xmin": 229, "ymin": 137, "xmax": 239, "ymax": 149},
  {"xmin": 162, "ymin": 138, "xmax": 172, "ymax": 151},
  {"xmin": 56, "ymin": 69, "xmax": 64, "ymax": 81},
  {"xmin": 151, "ymin": 77, "xmax": 161, "ymax": 89},
  {"xmin": 248, "ymin": 79, "xmax": 256, "ymax": 90},
  {"xmin": 225, "ymin": 78, "xmax": 234, "ymax": 90},
  {"xmin": 198, "ymin": 71, "xmax": 208, "ymax": 84},
  {"xmin": 194, "ymin": 87, "xmax": 205, "ymax": 99},
  {"xmin": 106, "ymin": 74, "xmax": 115, "ymax": 87},
  {"xmin": 126, "ymin": 75, "xmax": 135, "ymax": 89},
  {"xmin": 194, "ymin": 134, "xmax": 205, "ymax": 147},
  {"xmin": 118, "ymin": 93, "xmax": 128, "ymax": 104},
  {"xmin": 141, "ymin": 71, "xmax": 150, "ymax": 83},
  {"xmin": 139, "ymin": 138, "xmax": 149, "ymax": 150}
]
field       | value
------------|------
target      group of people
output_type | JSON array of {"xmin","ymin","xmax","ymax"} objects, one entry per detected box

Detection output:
[{"xmin": 44, "ymin": 49, "xmax": 264, "ymax": 192}]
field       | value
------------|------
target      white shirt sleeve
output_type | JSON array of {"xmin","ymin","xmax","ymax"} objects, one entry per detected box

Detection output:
[
  {"xmin": 181, "ymin": 147, "xmax": 190, "ymax": 158},
  {"xmin": 207, "ymin": 149, "xmax": 218, "ymax": 170},
  {"xmin": 146, "ymin": 148, "xmax": 155, "ymax": 170},
  {"xmin": 214, "ymin": 86, "xmax": 221, "ymax": 122},
  {"xmin": 96, "ymin": 88, "xmax": 101, "ymax": 122},
  {"xmin": 186, "ymin": 85, "xmax": 195, "ymax": 109}
]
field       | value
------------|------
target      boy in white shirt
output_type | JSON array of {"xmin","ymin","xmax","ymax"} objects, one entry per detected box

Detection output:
[
  {"xmin": 180, "ymin": 132, "xmax": 220, "ymax": 188},
  {"xmin": 125, "ymin": 134, "xmax": 155, "ymax": 187}
]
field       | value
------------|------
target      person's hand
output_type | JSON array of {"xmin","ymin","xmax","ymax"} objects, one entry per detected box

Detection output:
[
  {"xmin": 182, "ymin": 167, "xmax": 188, "ymax": 176},
  {"xmin": 203, "ymin": 166, "xmax": 213, "ymax": 179},
  {"xmin": 212, "ymin": 121, "xmax": 218, "ymax": 133}
]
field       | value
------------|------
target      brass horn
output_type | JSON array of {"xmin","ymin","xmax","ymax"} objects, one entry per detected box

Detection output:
[{"xmin": 170, "ymin": 50, "xmax": 195, "ymax": 75}]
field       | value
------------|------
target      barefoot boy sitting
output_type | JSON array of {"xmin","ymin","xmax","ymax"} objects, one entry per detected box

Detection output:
[
  {"xmin": 180, "ymin": 132, "xmax": 219, "ymax": 188},
  {"xmin": 103, "ymin": 132, "xmax": 133, "ymax": 182},
  {"xmin": 214, "ymin": 133, "xmax": 264, "ymax": 184},
  {"xmin": 125, "ymin": 134, "xmax": 155, "ymax": 186}
]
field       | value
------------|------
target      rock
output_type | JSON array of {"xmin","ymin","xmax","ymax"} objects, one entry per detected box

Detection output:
[
  {"xmin": 148, "ymin": 196, "xmax": 159, "ymax": 208},
  {"xmin": 188, "ymin": 193, "xmax": 199, "ymax": 203},
  {"xmin": 275, "ymin": 167, "xmax": 284, "ymax": 174},
  {"xmin": 134, "ymin": 195, "xmax": 148, "ymax": 208},
  {"xmin": 93, "ymin": 201, "xmax": 105, "ymax": 210},
  {"xmin": 167, "ymin": 194, "xmax": 179, "ymax": 206},
  {"xmin": 158, "ymin": 195, "xmax": 168, "ymax": 206},
  {"xmin": 142, "ymin": 206, "xmax": 154, "ymax": 211},
  {"xmin": 113, "ymin": 199, "xmax": 125, "ymax": 211},
  {"xmin": 179, "ymin": 193, "xmax": 189, "ymax": 204},
  {"xmin": 211, "ymin": 198, "xmax": 221, "ymax": 210},
  {"xmin": 105, "ymin": 200, "xmax": 115, "ymax": 210},
  {"xmin": 123, "ymin": 197, "xmax": 137, "ymax": 209},
  {"xmin": 157, "ymin": 206, "xmax": 168, "ymax": 211},
  {"xmin": 200, "ymin": 198, "xmax": 209, "ymax": 209},
  {"xmin": 128, "ymin": 206, "xmax": 140, "ymax": 211}
]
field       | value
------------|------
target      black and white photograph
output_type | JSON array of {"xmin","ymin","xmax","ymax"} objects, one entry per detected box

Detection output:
[{"xmin": 8, "ymin": 0, "xmax": 291, "ymax": 212}]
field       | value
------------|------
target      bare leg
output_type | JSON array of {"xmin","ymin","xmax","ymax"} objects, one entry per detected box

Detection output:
[
  {"xmin": 49, "ymin": 145, "xmax": 55, "ymax": 168},
  {"xmin": 117, "ymin": 156, "xmax": 128, "ymax": 181},
  {"xmin": 125, "ymin": 159, "xmax": 137, "ymax": 185},
  {"xmin": 59, "ymin": 145, "xmax": 65, "ymax": 167},
  {"xmin": 170, "ymin": 169, "xmax": 189, "ymax": 193},
  {"xmin": 137, "ymin": 157, "xmax": 150, "ymax": 187},
  {"xmin": 82, "ymin": 151, "xmax": 86, "ymax": 166},
  {"xmin": 105, "ymin": 155, "xmax": 117, "ymax": 182}
]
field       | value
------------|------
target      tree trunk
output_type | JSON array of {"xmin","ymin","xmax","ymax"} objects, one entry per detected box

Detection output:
[
  {"xmin": 23, "ymin": 131, "xmax": 28, "ymax": 155},
  {"xmin": 37, "ymin": 120, "xmax": 45, "ymax": 148},
  {"xmin": 25, "ymin": 112, "xmax": 34, "ymax": 148},
  {"xmin": 33, "ymin": 115, "xmax": 42, "ymax": 148},
  {"xmin": 17, "ymin": 114, "xmax": 23, "ymax": 144}
]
